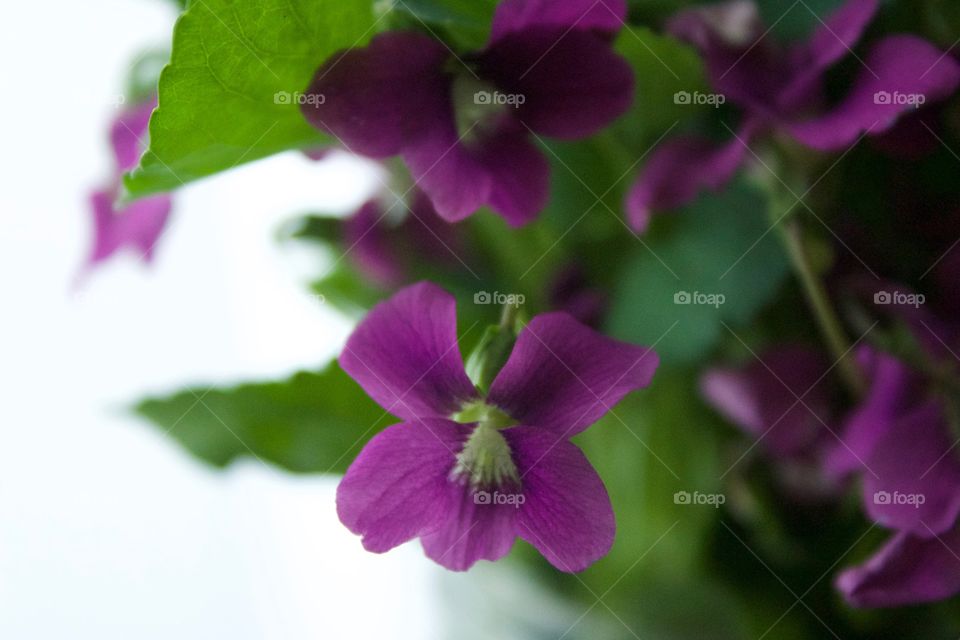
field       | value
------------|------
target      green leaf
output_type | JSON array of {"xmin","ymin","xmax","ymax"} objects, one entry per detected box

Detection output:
[
  {"xmin": 614, "ymin": 26, "xmax": 709, "ymax": 150},
  {"xmin": 125, "ymin": 0, "xmax": 374, "ymax": 197},
  {"xmin": 124, "ymin": 48, "xmax": 169, "ymax": 104},
  {"xmin": 135, "ymin": 362, "xmax": 393, "ymax": 473},
  {"xmin": 606, "ymin": 179, "xmax": 790, "ymax": 364},
  {"xmin": 384, "ymin": 0, "xmax": 497, "ymax": 50},
  {"xmin": 756, "ymin": 0, "xmax": 846, "ymax": 43}
]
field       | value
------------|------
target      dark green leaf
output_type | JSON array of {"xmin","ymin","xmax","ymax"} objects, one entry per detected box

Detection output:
[
  {"xmin": 614, "ymin": 26, "xmax": 709, "ymax": 150},
  {"xmin": 135, "ymin": 362, "xmax": 392, "ymax": 473},
  {"xmin": 606, "ymin": 179, "xmax": 790, "ymax": 364}
]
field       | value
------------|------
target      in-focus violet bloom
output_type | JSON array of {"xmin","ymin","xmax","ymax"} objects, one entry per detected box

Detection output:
[
  {"xmin": 301, "ymin": 0, "xmax": 634, "ymax": 227},
  {"xmin": 626, "ymin": 0, "xmax": 960, "ymax": 231},
  {"xmin": 85, "ymin": 98, "xmax": 172, "ymax": 268},
  {"xmin": 336, "ymin": 283, "xmax": 658, "ymax": 571}
]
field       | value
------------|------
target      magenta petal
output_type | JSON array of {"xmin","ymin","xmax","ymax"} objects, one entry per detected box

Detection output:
[
  {"xmin": 88, "ymin": 188, "xmax": 172, "ymax": 265},
  {"xmin": 837, "ymin": 529, "xmax": 960, "ymax": 608},
  {"xmin": 336, "ymin": 419, "xmax": 466, "ymax": 553},
  {"xmin": 700, "ymin": 346, "xmax": 831, "ymax": 458},
  {"xmin": 343, "ymin": 199, "xmax": 405, "ymax": 287},
  {"xmin": 405, "ymin": 116, "xmax": 548, "ymax": 224},
  {"xmin": 302, "ymin": 32, "xmax": 451, "ymax": 158},
  {"xmin": 506, "ymin": 426, "xmax": 615, "ymax": 572},
  {"xmin": 488, "ymin": 313, "xmax": 658, "ymax": 439},
  {"xmin": 862, "ymin": 400, "xmax": 960, "ymax": 535},
  {"xmin": 787, "ymin": 35, "xmax": 960, "ymax": 151},
  {"xmin": 480, "ymin": 30, "xmax": 634, "ymax": 140},
  {"xmin": 110, "ymin": 98, "xmax": 156, "ymax": 173},
  {"xmin": 490, "ymin": 0, "xmax": 626, "ymax": 42},
  {"xmin": 477, "ymin": 122, "xmax": 550, "ymax": 226},
  {"xmin": 339, "ymin": 283, "xmax": 478, "ymax": 420},
  {"xmin": 625, "ymin": 128, "xmax": 752, "ymax": 231},
  {"xmin": 780, "ymin": 0, "xmax": 878, "ymax": 109},
  {"xmin": 826, "ymin": 348, "xmax": 918, "ymax": 478},
  {"xmin": 402, "ymin": 121, "xmax": 493, "ymax": 223},
  {"xmin": 420, "ymin": 484, "xmax": 518, "ymax": 571}
]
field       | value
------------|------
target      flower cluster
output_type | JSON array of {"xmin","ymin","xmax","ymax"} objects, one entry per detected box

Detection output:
[
  {"xmin": 627, "ymin": 0, "xmax": 960, "ymax": 231},
  {"xmin": 98, "ymin": 0, "xmax": 960, "ymax": 621}
]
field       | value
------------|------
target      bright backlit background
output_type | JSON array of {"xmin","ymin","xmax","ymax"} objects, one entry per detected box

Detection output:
[{"xmin": 0, "ymin": 1, "xmax": 448, "ymax": 637}]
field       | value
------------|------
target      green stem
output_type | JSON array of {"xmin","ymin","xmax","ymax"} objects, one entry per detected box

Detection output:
[
  {"xmin": 499, "ymin": 301, "xmax": 520, "ymax": 332},
  {"xmin": 780, "ymin": 219, "xmax": 866, "ymax": 397}
]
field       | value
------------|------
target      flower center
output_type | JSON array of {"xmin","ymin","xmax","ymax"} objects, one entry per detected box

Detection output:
[
  {"xmin": 450, "ymin": 401, "xmax": 519, "ymax": 490},
  {"xmin": 450, "ymin": 73, "xmax": 510, "ymax": 141}
]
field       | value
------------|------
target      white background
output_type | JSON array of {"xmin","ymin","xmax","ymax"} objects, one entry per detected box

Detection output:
[{"xmin": 0, "ymin": 1, "xmax": 445, "ymax": 637}]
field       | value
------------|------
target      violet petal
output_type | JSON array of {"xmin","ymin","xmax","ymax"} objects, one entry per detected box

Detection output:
[
  {"xmin": 488, "ymin": 312, "xmax": 658, "ymax": 439},
  {"xmin": 506, "ymin": 425, "xmax": 615, "ymax": 572},
  {"xmin": 339, "ymin": 282, "xmax": 478, "ymax": 420},
  {"xmin": 862, "ymin": 400, "xmax": 960, "ymax": 536},
  {"xmin": 625, "ymin": 125, "xmax": 754, "ymax": 231},
  {"xmin": 302, "ymin": 32, "xmax": 450, "ymax": 158},
  {"xmin": 787, "ymin": 35, "xmax": 960, "ymax": 151},
  {"xmin": 479, "ymin": 29, "xmax": 634, "ymax": 139},
  {"xmin": 837, "ymin": 529, "xmax": 960, "ymax": 608},
  {"xmin": 336, "ymin": 418, "xmax": 466, "ymax": 553}
]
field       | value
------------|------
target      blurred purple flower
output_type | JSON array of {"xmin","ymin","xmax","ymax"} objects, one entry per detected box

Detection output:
[
  {"xmin": 343, "ymin": 188, "xmax": 464, "ymax": 288},
  {"xmin": 838, "ymin": 527, "xmax": 960, "ymax": 607},
  {"xmin": 85, "ymin": 98, "xmax": 172, "ymax": 269},
  {"xmin": 627, "ymin": 0, "xmax": 960, "ymax": 231},
  {"xmin": 301, "ymin": 0, "xmax": 634, "ymax": 226},
  {"xmin": 701, "ymin": 345, "xmax": 833, "ymax": 459},
  {"xmin": 336, "ymin": 282, "xmax": 658, "ymax": 571},
  {"xmin": 548, "ymin": 265, "xmax": 608, "ymax": 328},
  {"xmin": 828, "ymin": 340, "xmax": 960, "ymax": 607}
]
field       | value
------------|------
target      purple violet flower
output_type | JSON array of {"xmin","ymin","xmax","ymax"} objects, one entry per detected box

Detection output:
[
  {"xmin": 344, "ymin": 188, "xmax": 465, "ymax": 289},
  {"xmin": 828, "ymin": 343, "xmax": 960, "ymax": 607},
  {"xmin": 336, "ymin": 282, "xmax": 659, "ymax": 571},
  {"xmin": 85, "ymin": 98, "xmax": 172, "ymax": 269},
  {"xmin": 626, "ymin": 0, "xmax": 960, "ymax": 231},
  {"xmin": 301, "ymin": 0, "xmax": 634, "ymax": 227},
  {"xmin": 701, "ymin": 344, "xmax": 832, "ymax": 459}
]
